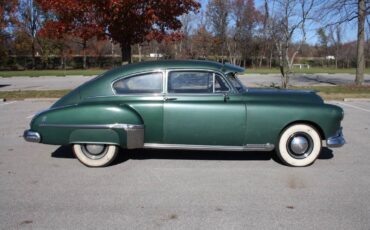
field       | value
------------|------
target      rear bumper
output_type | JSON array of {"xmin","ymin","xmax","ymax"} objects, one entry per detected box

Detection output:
[
  {"xmin": 326, "ymin": 128, "xmax": 345, "ymax": 148},
  {"xmin": 23, "ymin": 130, "xmax": 41, "ymax": 143}
]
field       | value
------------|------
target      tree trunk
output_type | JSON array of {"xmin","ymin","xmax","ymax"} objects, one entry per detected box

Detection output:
[
  {"xmin": 120, "ymin": 43, "xmax": 131, "ymax": 65},
  {"xmin": 82, "ymin": 40, "xmax": 87, "ymax": 69},
  {"xmin": 138, "ymin": 44, "xmax": 142, "ymax": 62},
  {"xmin": 355, "ymin": 0, "xmax": 365, "ymax": 85},
  {"xmin": 31, "ymin": 39, "xmax": 36, "ymax": 69}
]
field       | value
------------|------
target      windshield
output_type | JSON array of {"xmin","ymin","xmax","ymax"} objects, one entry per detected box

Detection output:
[{"xmin": 227, "ymin": 73, "xmax": 245, "ymax": 93}]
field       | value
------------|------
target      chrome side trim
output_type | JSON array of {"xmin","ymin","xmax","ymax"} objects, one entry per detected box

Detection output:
[
  {"xmin": 39, "ymin": 123, "xmax": 143, "ymax": 131},
  {"xmin": 23, "ymin": 130, "xmax": 41, "ymax": 143},
  {"xmin": 143, "ymin": 143, "xmax": 274, "ymax": 151},
  {"xmin": 326, "ymin": 128, "xmax": 345, "ymax": 148}
]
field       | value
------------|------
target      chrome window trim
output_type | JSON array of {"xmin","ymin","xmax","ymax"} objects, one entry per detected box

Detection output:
[
  {"xmin": 166, "ymin": 69, "xmax": 234, "ymax": 94},
  {"xmin": 110, "ymin": 68, "xmax": 238, "ymax": 97},
  {"xmin": 111, "ymin": 70, "xmax": 166, "ymax": 95}
]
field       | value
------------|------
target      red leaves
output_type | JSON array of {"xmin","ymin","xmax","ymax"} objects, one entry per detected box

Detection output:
[{"xmin": 37, "ymin": 0, "xmax": 200, "ymax": 46}]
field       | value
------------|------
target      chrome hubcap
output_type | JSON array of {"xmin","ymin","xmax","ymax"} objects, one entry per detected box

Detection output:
[
  {"xmin": 290, "ymin": 136, "xmax": 309, "ymax": 154},
  {"xmin": 287, "ymin": 133, "xmax": 313, "ymax": 159},
  {"xmin": 85, "ymin": 144, "xmax": 105, "ymax": 155},
  {"xmin": 81, "ymin": 144, "xmax": 107, "ymax": 160}
]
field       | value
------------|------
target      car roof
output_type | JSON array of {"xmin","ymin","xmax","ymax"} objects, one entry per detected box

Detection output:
[{"xmin": 103, "ymin": 60, "xmax": 245, "ymax": 80}]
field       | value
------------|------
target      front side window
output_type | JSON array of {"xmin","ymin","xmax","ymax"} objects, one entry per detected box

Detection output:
[
  {"xmin": 168, "ymin": 71, "xmax": 213, "ymax": 93},
  {"xmin": 113, "ymin": 72, "xmax": 163, "ymax": 94}
]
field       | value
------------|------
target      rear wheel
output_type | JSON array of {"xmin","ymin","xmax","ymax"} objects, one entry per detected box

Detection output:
[
  {"xmin": 73, "ymin": 144, "xmax": 118, "ymax": 167},
  {"xmin": 276, "ymin": 124, "xmax": 322, "ymax": 167}
]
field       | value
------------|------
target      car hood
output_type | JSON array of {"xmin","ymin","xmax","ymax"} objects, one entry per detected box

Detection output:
[{"xmin": 245, "ymin": 88, "xmax": 324, "ymax": 104}]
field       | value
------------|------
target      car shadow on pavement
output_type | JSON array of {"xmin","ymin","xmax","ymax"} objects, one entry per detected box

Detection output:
[
  {"xmin": 318, "ymin": 147, "xmax": 334, "ymax": 160},
  {"xmin": 51, "ymin": 145, "xmax": 334, "ymax": 166},
  {"xmin": 51, "ymin": 145, "xmax": 75, "ymax": 159}
]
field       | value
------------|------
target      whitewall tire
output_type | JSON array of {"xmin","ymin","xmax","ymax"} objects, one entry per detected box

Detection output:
[
  {"xmin": 276, "ymin": 124, "xmax": 322, "ymax": 167},
  {"xmin": 73, "ymin": 144, "xmax": 118, "ymax": 167}
]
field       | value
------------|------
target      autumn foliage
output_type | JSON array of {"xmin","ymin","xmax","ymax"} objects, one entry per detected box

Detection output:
[
  {"xmin": 0, "ymin": 0, "xmax": 18, "ymax": 31},
  {"xmin": 36, "ymin": 0, "xmax": 200, "ymax": 64}
]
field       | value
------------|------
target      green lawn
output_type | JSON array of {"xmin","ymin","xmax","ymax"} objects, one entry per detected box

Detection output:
[
  {"xmin": 293, "ymin": 85, "xmax": 370, "ymax": 100},
  {"xmin": 0, "ymin": 90, "xmax": 71, "ymax": 100},
  {"xmin": 1, "ymin": 67, "xmax": 370, "ymax": 77},
  {"xmin": 0, "ymin": 69, "xmax": 106, "ymax": 77},
  {"xmin": 245, "ymin": 67, "xmax": 370, "ymax": 74}
]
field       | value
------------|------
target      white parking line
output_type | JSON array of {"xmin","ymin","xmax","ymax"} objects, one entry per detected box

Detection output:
[
  {"xmin": 27, "ymin": 114, "xmax": 34, "ymax": 119},
  {"xmin": 0, "ymin": 101, "xmax": 17, "ymax": 106},
  {"xmin": 337, "ymin": 102, "xmax": 370, "ymax": 113}
]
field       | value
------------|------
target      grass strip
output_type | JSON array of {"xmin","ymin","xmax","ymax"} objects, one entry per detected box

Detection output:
[
  {"xmin": 0, "ymin": 90, "xmax": 71, "ymax": 100},
  {"xmin": 0, "ymin": 69, "xmax": 105, "ymax": 77},
  {"xmin": 244, "ymin": 67, "xmax": 370, "ymax": 74}
]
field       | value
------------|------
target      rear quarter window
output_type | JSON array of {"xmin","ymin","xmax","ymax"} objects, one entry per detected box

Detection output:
[{"xmin": 113, "ymin": 72, "xmax": 163, "ymax": 94}]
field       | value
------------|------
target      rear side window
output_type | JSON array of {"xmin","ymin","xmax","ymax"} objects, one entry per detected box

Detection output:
[
  {"xmin": 168, "ymin": 71, "xmax": 213, "ymax": 93},
  {"xmin": 113, "ymin": 72, "xmax": 163, "ymax": 94}
]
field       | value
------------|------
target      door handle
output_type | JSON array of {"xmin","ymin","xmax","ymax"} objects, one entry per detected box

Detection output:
[
  {"xmin": 223, "ymin": 93, "xmax": 230, "ymax": 102},
  {"xmin": 164, "ymin": 97, "xmax": 177, "ymax": 101}
]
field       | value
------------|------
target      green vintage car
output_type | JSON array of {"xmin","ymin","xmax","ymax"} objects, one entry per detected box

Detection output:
[{"xmin": 24, "ymin": 60, "xmax": 345, "ymax": 167}]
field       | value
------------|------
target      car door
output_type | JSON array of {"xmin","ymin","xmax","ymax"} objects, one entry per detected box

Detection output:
[{"xmin": 162, "ymin": 70, "xmax": 246, "ymax": 146}]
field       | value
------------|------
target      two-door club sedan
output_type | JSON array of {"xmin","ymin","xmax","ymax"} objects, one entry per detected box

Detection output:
[{"xmin": 24, "ymin": 60, "xmax": 345, "ymax": 167}]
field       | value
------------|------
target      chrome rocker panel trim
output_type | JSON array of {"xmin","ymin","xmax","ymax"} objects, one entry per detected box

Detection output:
[
  {"xmin": 23, "ymin": 130, "xmax": 41, "ymax": 143},
  {"xmin": 326, "ymin": 128, "xmax": 345, "ymax": 148},
  {"xmin": 143, "ymin": 143, "xmax": 275, "ymax": 151}
]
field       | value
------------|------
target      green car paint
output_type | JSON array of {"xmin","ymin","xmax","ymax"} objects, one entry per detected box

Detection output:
[{"xmin": 25, "ymin": 60, "xmax": 344, "ymax": 151}]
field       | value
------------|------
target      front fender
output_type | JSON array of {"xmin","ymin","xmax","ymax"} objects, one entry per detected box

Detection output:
[{"xmin": 245, "ymin": 102, "xmax": 343, "ymax": 144}]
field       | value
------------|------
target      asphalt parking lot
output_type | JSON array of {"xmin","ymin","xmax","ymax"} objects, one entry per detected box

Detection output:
[{"xmin": 1, "ymin": 99, "xmax": 370, "ymax": 229}]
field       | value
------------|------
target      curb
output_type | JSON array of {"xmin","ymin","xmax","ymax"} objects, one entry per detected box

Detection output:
[
  {"xmin": 344, "ymin": 98, "xmax": 370, "ymax": 102},
  {"xmin": 24, "ymin": 98, "xmax": 58, "ymax": 102}
]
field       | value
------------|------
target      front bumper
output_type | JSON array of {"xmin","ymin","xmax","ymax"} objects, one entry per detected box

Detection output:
[
  {"xmin": 23, "ymin": 130, "xmax": 41, "ymax": 143},
  {"xmin": 326, "ymin": 128, "xmax": 345, "ymax": 148}
]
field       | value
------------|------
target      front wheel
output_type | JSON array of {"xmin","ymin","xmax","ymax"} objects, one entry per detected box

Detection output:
[
  {"xmin": 73, "ymin": 144, "xmax": 118, "ymax": 167},
  {"xmin": 276, "ymin": 124, "xmax": 322, "ymax": 167}
]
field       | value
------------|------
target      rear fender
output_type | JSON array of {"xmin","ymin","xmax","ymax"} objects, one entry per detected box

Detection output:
[{"xmin": 31, "ymin": 104, "xmax": 144, "ymax": 148}]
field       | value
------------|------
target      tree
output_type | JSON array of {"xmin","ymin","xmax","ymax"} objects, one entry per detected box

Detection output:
[
  {"xmin": 265, "ymin": 0, "xmax": 316, "ymax": 88},
  {"xmin": 317, "ymin": 28, "xmax": 328, "ymax": 55},
  {"xmin": 319, "ymin": 0, "xmax": 370, "ymax": 85},
  {"xmin": 18, "ymin": 0, "xmax": 44, "ymax": 69},
  {"xmin": 0, "ymin": 0, "xmax": 17, "ymax": 32},
  {"xmin": 328, "ymin": 25, "xmax": 342, "ymax": 68},
  {"xmin": 193, "ymin": 25, "xmax": 213, "ymax": 59},
  {"xmin": 0, "ymin": 0, "xmax": 18, "ymax": 66},
  {"xmin": 37, "ymin": 0, "xmax": 200, "ymax": 65},
  {"xmin": 206, "ymin": 0, "xmax": 230, "ymax": 62},
  {"xmin": 230, "ymin": 0, "xmax": 261, "ymax": 66}
]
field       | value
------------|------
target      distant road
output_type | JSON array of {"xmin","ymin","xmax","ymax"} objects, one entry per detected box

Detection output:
[{"xmin": 1, "ymin": 73, "xmax": 370, "ymax": 91}]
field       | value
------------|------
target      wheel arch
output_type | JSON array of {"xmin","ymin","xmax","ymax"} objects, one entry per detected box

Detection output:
[{"xmin": 280, "ymin": 120, "xmax": 326, "ymax": 141}]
